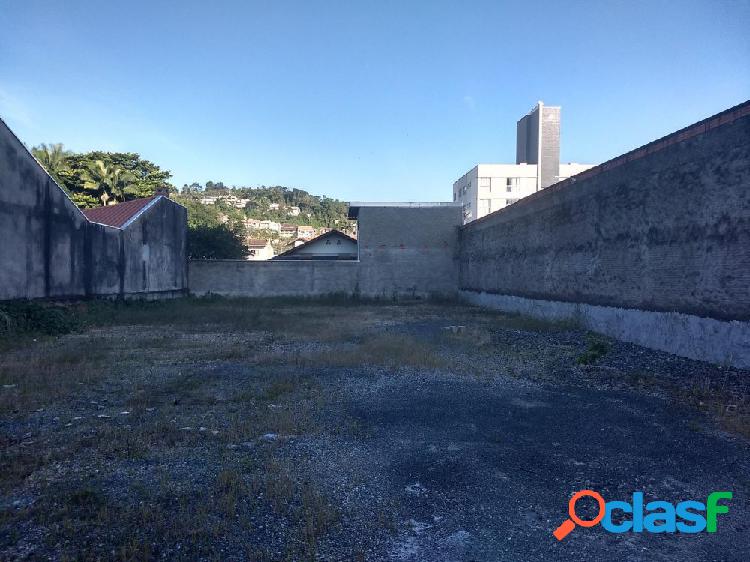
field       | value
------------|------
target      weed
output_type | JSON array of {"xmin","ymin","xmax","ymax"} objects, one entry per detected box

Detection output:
[{"xmin": 576, "ymin": 334, "xmax": 611, "ymax": 365}]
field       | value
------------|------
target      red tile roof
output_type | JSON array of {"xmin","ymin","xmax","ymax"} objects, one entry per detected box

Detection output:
[{"xmin": 82, "ymin": 196, "xmax": 158, "ymax": 228}]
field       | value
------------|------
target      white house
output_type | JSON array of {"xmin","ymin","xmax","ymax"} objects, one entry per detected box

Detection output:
[
  {"xmin": 273, "ymin": 230, "xmax": 357, "ymax": 260},
  {"xmin": 256, "ymin": 220, "xmax": 281, "ymax": 232},
  {"xmin": 246, "ymin": 239, "xmax": 274, "ymax": 260},
  {"xmin": 296, "ymin": 225, "xmax": 316, "ymax": 239}
]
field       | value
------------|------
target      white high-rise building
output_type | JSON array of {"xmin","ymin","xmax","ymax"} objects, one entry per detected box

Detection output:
[{"xmin": 453, "ymin": 102, "xmax": 595, "ymax": 223}]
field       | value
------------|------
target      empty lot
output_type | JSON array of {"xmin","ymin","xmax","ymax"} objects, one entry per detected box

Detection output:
[{"xmin": 1, "ymin": 298, "xmax": 749, "ymax": 561}]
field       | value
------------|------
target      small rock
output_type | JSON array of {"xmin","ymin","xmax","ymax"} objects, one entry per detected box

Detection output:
[
  {"xmin": 405, "ymin": 482, "xmax": 427, "ymax": 496},
  {"xmin": 199, "ymin": 427, "xmax": 207, "ymax": 432},
  {"xmin": 145, "ymin": 407, "xmax": 155, "ymax": 412},
  {"xmin": 260, "ymin": 433, "xmax": 278, "ymax": 442},
  {"xmin": 96, "ymin": 414, "xmax": 111, "ymax": 419}
]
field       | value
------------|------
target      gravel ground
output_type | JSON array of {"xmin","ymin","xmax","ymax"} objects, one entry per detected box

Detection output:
[{"xmin": 1, "ymin": 300, "xmax": 748, "ymax": 561}]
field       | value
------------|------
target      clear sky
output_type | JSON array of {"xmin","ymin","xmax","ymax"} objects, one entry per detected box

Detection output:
[{"xmin": 1, "ymin": 0, "xmax": 748, "ymax": 202}]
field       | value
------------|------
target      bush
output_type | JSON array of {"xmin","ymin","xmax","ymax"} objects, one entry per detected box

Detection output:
[{"xmin": 0, "ymin": 301, "xmax": 80, "ymax": 337}]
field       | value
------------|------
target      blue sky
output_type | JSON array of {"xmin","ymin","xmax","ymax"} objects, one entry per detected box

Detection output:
[{"xmin": 1, "ymin": 0, "xmax": 748, "ymax": 202}]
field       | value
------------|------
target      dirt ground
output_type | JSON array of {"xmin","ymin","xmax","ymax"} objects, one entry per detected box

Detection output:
[{"xmin": 1, "ymin": 298, "xmax": 749, "ymax": 561}]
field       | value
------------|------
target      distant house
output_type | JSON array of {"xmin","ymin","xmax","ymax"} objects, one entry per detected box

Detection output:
[
  {"xmin": 287, "ymin": 206, "xmax": 301, "ymax": 216},
  {"xmin": 273, "ymin": 230, "xmax": 357, "ymax": 260},
  {"xmin": 200, "ymin": 195, "xmax": 248, "ymax": 208},
  {"xmin": 246, "ymin": 239, "xmax": 274, "ymax": 260},
  {"xmin": 268, "ymin": 203, "xmax": 280, "ymax": 211},
  {"xmin": 296, "ymin": 225, "xmax": 316, "ymax": 239},
  {"xmin": 280, "ymin": 223, "xmax": 297, "ymax": 238},
  {"xmin": 257, "ymin": 220, "xmax": 281, "ymax": 232}
]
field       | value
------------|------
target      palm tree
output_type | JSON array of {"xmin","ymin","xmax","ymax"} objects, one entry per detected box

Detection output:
[
  {"xmin": 32, "ymin": 143, "xmax": 71, "ymax": 184},
  {"xmin": 82, "ymin": 160, "xmax": 138, "ymax": 205}
]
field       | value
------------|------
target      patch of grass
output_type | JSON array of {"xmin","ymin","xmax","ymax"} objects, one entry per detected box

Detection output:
[
  {"xmin": 0, "ymin": 450, "xmax": 51, "ymax": 492},
  {"xmin": 485, "ymin": 311, "xmax": 580, "ymax": 332},
  {"xmin": 674, "ymin": 381, "xmax": 750, "ymax": 438},
  {"xmin": 298, "ymin": 333, "xmax": 445, "ymax": 370},
  {"xmin": 264, "ymin": 376, "xmax": 299, "ymax": 401},
  {"xmin": 576, "ymin": 334, "xmax": 611, "ymax": 365},
  {"xmin": 0, "ymin": 344, "xmax": 108, "ymax": 414}
]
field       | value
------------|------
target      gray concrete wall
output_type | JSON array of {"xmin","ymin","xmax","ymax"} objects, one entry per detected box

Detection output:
[
  {"xmin": 0, "ymin": 118, "xmax": 187, "ymax": 300},
  {"xmin": 460, "ymin": 101, "xmax": 750, "ymax": 367},
  {"xmin": 1, "ymin": 118, "xmax": 89, "ymax": 300},
  {"xmin": 121, "ymin": 197, "xmax": 188, "ymax": 296},
  {"xmin": 189, "ymin": 205, "xmax": 462, "ymax": 299},
  {"xmin": 462, "ymin": 291, "xmax": 750, "ymax": 368},
  {"xmin": 190, "ymin": 260, "xmax": 359, "ymax": 297}
]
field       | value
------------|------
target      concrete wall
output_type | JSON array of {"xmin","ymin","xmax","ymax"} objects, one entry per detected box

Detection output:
[
  {"xmin": 189, "ymin": 205, "xmax": 462, "ymax": 299},
  {"xmin": 0, "ymin": 118, "xmax": 187, "ymax": 300},
  {"xmin": 190, "ymin": 260, "xmax": 359, "ymax": 297},
  {"xmin": 459, "ymin": 101, "xmax": 750, "ymax": 367}
]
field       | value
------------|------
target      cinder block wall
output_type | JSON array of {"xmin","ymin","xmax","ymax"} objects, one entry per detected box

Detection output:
[
  {"xmin": 0, "ymin": 118, "xmax": 187, "ymax": 300},
  {"xmin": 357, "ymin": 206, "xmax": 461, "ymax": 298},
  {"xmin": 459, "ymin": 101, "xmax": 750, "ymax": 367}
]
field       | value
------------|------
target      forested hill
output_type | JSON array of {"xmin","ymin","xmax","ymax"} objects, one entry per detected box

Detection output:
[{"xmin": 178, "ymin": 183, "xmax": 350, "ymax": 227}]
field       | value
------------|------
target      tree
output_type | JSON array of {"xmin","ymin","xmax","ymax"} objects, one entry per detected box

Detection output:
[
  {"xmin": 52, "ymin": 151, "xmax": 173, "ymax": 208},
  {"xmin": 187, "ymin": 225, "xmax": 248, "ymax": 259},
  {"xmin": 176, "ymin": 197, "xmax": 248, "ymax": 259},
  {"xmin": 81, "ymin": 160, "xmax": 138, "ymax": 205},
  {"xmin": 32, "ymin": 143, "xmax": 71, "ymax": 185}
]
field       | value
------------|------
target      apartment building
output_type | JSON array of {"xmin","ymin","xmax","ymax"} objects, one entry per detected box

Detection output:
[
  {"xmin": 454, "ymin": 101, "xmax": 595, "ymax": 222},
  {"xmin": 453, "ymin": 162, "xmax": 593, "ymax": 221}
]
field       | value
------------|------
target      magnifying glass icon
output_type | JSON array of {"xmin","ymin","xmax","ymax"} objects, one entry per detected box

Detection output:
[{"xmin": 553, "ymin": 489, "xmax": 606, "ymax": 541}]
